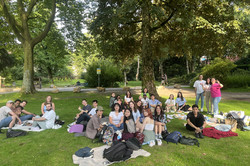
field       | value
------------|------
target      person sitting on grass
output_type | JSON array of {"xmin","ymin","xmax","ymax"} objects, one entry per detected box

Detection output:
[
  {"xmin": 109, "ymin": 103, "xmax": 124, "ymax": 132},
  {"xmin": 122, "ymin": 108, "xmax": 136, "ymax": 141},
  {"xmin": 18, "ymin": 100, "xmax": 35, "ymax": 121},
  {"xmin": 141, "ymin": 88, "xmax": 150, "ymax": 99},
  {"xmin": 32, "ymin": 103, "xmax": 56, "ymax": 130},
  {"xmin": 109, "ymin": 92, "xmax": 116, "ymax": 108},
  {"xmin": 140, "ymin": 108, "xmax": 156, "ymax": 147},
  {"xmin": 75, "ymin": 99, "xmax": 92, "ymax": 124},
  {"xmin": 14, "ymin": 99, "xmax": 21, "ymax": 108},
  {"xmin": 141, "ymin": 93, "xmax": 149, "ymax": 108},
  {"xmin": 165, "ymin": 94, "xmax": 176, "ymax": 112},
  {"xmin": 0, "ymin": 101, "xmax": 22, "ymax": 133},
  {"xmin": 124, "ymin": 90, "xmax": 134, "ymax": 108},
  {"xmin": 176, "ymin": 92, "xmax": 187, "ymax": 111},
  {"xmin": 41, "ymin": 96, "xmax": 55, "ymax": 115},
  {"xmin": 148, "ymin": 94, "xmax": 162, "ymax": 113},
  {"xmin": 85, "ymin": 106, "xmax": 104, "ymax": 139},
  {"xmin": 186, "ymin": 104, "xmax": 206, "ymax": 138},
  {"xmin": 88, "ymin": 100, "xmax": 98, "ymax": 117},
  {"xmin": 154, "ymin": 105, "xmax": 167, "ymax": 139}
]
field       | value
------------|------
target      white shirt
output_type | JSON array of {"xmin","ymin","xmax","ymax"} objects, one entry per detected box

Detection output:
[
  {"xmin": 141, "ymin": 98, "xmax": 149, "ymax": 106},
  {"xmin": 124, "ymin": 96, "xmax": 132, "ymax": 103},
  {"xmin": 109, "ymin": 111, "xmax": 123, "ymax": 125},
  {"xmin": 89, "ymin": 108, "xmax": 97, "ymax": 116},
  {"xmin": 193, "ymin": 80, "xmax": 206, "ymax": 94},
  {"xmin": 165, "ymin": 99, "xmax": 175, "ymax": 106},
  {"xmin": 42, "ymin": 110, "xmax": 56, "ymax": 129},
  {"xmin": 0, "ymin": 106, "xmax": 12, "ymax": 121},
  {"xmin": 204, "ymin": 84, "xmax": 211, "ymax": 92}
]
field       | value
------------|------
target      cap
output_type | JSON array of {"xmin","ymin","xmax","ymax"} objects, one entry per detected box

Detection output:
[
  {"xmin": 97, "ymin": 106, "xmax": 104, "ymax": 111},
  {"xmin": 7, "ymin": 100, "xmax": 14, "ymax": 104}
]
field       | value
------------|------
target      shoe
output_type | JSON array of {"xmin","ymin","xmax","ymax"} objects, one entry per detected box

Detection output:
[
  {"xmin": 156, "ymin": 139, "xmax": 162, "ymax": 146},
  {"xmin": 200, "ymin": 108, "xmax": 203, "ymax": 112},
  {"xmin": 195, "ymin": 133, "xmax": 199, "ymax": 138},
  {"xmin": 149, "ymin": 140, "xmax": 155, "ymax": 147},
  {"xmin": 158, "ymin": 135, "xmax": 163, "ymax": 139},
  {"xmin": 199, "ymin": 132, "xmax": 204, "ymax": 139}
]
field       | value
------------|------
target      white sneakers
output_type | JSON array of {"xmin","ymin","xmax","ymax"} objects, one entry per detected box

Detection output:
[
  {"xmin": 200, "ymin": 108, "xmax": 203, "ymax": 112},
  {"xmin": 149, "ymin": 140, "xmax": 156, "ymax": 147},
  {"xmin": 156, "ymin": 139, "xmax": 162, "ymax": 146}
]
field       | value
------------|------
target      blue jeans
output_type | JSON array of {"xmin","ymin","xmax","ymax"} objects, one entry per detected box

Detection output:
[
  {"xmin": 109, "ymin": 123, "xmax": 124, "ymax": 132},
  {"xmin": 20, "ymin": 114, "xmax": 34, "ymax": 121},
  {"xmin": 195, "ymin": 92, "xmax": 204, "ymax": 109},
  {"xmin": 0, "ymin": 116, "xmax": 13, "ymax": 129},
  {"xmin": 212, "ymin": 97, "xmax": 221, "ymax": 115}
]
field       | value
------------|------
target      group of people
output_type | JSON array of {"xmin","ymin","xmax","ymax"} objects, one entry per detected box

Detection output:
[
  {"xmin": 0, "ymin": 96, "xmax": 56, "ymax": 133},
  {"xmin": 193, "ymin": 75, "xmax": 223, "ymax": 115}
]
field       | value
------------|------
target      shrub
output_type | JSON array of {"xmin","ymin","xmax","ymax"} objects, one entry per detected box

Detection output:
[
  {"xmin": 224, "ymin": 69, "xmax": 250, "ymax": 88},
  {"xmin": 85, "ymin": 60, "xmax": 123, "ymax": 87}
]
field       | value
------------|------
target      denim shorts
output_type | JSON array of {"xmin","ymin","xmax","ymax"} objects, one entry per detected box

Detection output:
[{"xmin": 0, "ymin": 116, "xmax": 13, "ymax": 128}]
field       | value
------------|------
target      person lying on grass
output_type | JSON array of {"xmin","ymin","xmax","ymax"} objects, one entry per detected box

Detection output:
[
  {"xmin": 32, "ymin": 103, "xmax": 56, "ymax": 130},
  {"xmin": 13, "ymin": 106, "xmax": 35, "ymax": 122},
  {"xmin": 186, "ymin": 104, "xmax": 207, "ymax": 139},
  {"xmin": 85, "ymin": 106, "xmax": 104, "ymax": 139},
  {"xmin": 0, "ymin": 100, "xmax": 22, "ymax": 133},
  {"xmin": 41, "ymin": 96, "xmax": 55, "ymax": 115}
]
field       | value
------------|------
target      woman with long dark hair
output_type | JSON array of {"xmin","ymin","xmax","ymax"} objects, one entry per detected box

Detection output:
[
  {"xmin": 109, "ymin": 103, "xmax": 124, "ymax": 132},
  {"xmin": 122, "ymin": 108, "xmax": 136, "ymax": 141},
  {"xmin": 203, "ymin": 78, "xmax": 213, "ymax": 114},
  {"xmin": 124, "ymin": 90, "xmax": 133, "ymax": 107},
  {"xmin": 176, "ymin": 92, "xmax": 186, "ymax": 111},
  {"xmin": 154, "ymin": 105, "xmax": 167, "ymax": 140}
]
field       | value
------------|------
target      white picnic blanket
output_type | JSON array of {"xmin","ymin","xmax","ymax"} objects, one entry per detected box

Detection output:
[{"xmin": 72, "ymin": 145, "xmax": 151, "ymax": 166}]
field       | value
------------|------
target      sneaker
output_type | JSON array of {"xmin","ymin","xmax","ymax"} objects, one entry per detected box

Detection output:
[
  {"xmin": 149, "ymin": 140, "xmax": 155, "ymax": 147},
  {"xmin": 195, "ymin": 133, "xmax": 199, "ymax": 138},
  {"xmin": 199, "ymin": 132, "xmax": 204, "ymax": 139},
  {"xmin": 156, "ymin": 139, "xmax": 162, "ymax": 146},
  {"xmin": 200, "ymin": 108, "xmax": 203, "ymax": 112},
  {"xmin": 158, "ymin": 134, "xmax": 163, "ymax": 139}
]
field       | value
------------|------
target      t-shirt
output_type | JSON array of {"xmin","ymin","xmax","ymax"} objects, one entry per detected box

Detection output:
[
  {"xmin": 42, "ymin": 110, "xmax": 56, "ymax": 129},
  {"xmin": 0, "ymin": 106, "xmax": 12, "ymax": 121},
  {"xmin": 82, "ymin": 104, "xmax": 92, "ymax": 113},
  {"xmin": 132, "ymin": 110, "xmax": 141, "ymax": 122},
  {"xmin": 124, "ymin": 96, "xmax": 132, "ymax": 103},
  {"xmin": 109, "ymin": 111, "xmax": 123, "ymax": 125},
  {"xmin": 140, "ymin": 93, "xmax": 150, "ymax": 98},
  {"xmin": 210, "ymin": 83, "xmax": 222, "ymax": 98},
  {"xmin": 204, "ymin": 84, "xmax": 211, "ymax": 92},
  {"xmin": 141, "ymin": 98, "xmax": 149, "ymax": 107},
  {"xmin": 186, "ymin": 112, "xmax": 205, "ymax": 127},
  {"xmin": 89, "ymin": 108, "xmax": 97, "ymax": 116},
  {"xmin": 165, "ymin": 99, "xmax": 175, "ymax": 106},
  {"xmin": 148, "ymin": 99, "xmax": 161, "ymax": 108},
  {"xmin": 86, "ymin": 114, "xmax": 101, "ymax": 139},
  {"xmin": 176, "ymin": 97, "xmax": 186, "ymax": 106},
  {"xmin": 193, "ymin": 80, "xmax": 206, "ymax": 94}
]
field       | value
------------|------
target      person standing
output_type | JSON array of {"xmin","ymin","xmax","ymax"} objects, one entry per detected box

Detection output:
[
  {"xmin": 203, "ymin": 78, "xmax": 213, "ymax": 114},
  {"xmin": 193, "ymin": 75, "xmax": 206, "ymax": 112},
  {"xmin": 210, "ymin": 78, "xmax": 223, "ymax": 116}
]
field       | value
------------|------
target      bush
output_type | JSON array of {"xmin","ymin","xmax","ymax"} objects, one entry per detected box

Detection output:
[
  {"xmin": 85, "ymin": 60, "xmax": 123, "ymax": 87},
  {"xmin": 224, "ymin": 69, "xmax": 250, "ymax": 88}
]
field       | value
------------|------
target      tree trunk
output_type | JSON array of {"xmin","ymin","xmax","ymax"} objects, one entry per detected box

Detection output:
[
  {"xmin": 21, "ymin": 41, "xmax": 36, "ymax": 93},
  {"xmin": 191, "ymin": 56, "xmax": 196, "ymax": 72},
  {"xmin": 124, "ymin": 71, "xmax": 127, "ymax": 87},
  {"xmin": 186, "ymin": 56, "xmax": 190, "ymax": 74},
  {"xmin": 159, "ymin": 59, "xmax": 163, "ymax": 80},
  {"xmin": 136, "ymin": 56, "xmax": 140, "ymax": 81},
  {"xmin": 47, "ymin": 66, "xmax": 54, "ymax": 84},
  {"xmin": 141, "ymin": 0, "xmax": 160, "ymax": 99}
]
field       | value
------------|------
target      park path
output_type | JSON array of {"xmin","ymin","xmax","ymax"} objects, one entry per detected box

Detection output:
[{"xmin": 0, "ymin": 86, "xmax": 249, "ymax": 102}]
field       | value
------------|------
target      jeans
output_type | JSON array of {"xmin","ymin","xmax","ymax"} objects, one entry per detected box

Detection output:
[
  {"xmin": 195, "ymin": 92, "xmax": 204, "ymax": 109},
  {"xmin": 109, "ymin": 123, "xmax": 124, "ymax": 132},
  {"xmin": 20, "ymin": 114, "xmax": 34, "ymax": 121},
  {"xmin": 76, "ymin": 113, "xmax": 90, "ymax": 124},
  {"xmin": 212, "ymin": 97, "xmax": 221, "ymax": 115},
  {"xmin": 0, "ymin": 116, "xmax": 13, "ymax": 129}
]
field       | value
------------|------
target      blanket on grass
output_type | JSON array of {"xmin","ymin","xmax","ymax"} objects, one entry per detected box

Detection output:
[
  {"xmin": 72, "ymin": 145, "xmax": 151, "ymax": 166},
  {"xmin": 2, "ymin": 120, "xmax": 62, "ymax": 132},
  {"xmin": 202, "ymin": 127, "xmax": 238, "ymax": 139}
]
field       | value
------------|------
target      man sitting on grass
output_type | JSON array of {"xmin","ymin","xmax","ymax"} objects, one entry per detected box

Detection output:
[
  {"xmin": 85, "ymin": 106, "xmax": 104, "ymax": 139},
  {"xmin": 186, "ymin": 104, "xmax": 206, "ymax": 138},
  {"xmin": 18, "ymin": 100, "xmax": 36, "ymax": 121},
  {"xmin": 0, "ymin": 100, "xmax": 22, "ymax": 133},
  {"xmin": 75, "ymin": 99, "xmax": 92, "ymax": 124},
  {"xmin": 88, "ymin": 100, "xmax": 98, "ymax": 117},
  {"xmin": 32, "ymin": 103, "xmax": 56, "ymax": 130}
]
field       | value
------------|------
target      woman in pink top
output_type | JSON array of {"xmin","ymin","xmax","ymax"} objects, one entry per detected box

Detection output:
[{"xmin": 210, "ymin": 78, "xmax": 223, "ymax": 115}]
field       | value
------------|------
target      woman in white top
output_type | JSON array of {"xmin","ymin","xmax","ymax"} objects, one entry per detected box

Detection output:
[
  {"xmin": 109, "ymin": 103, "xmax": 124, "ymax": 131},
  {"xmin": 165, "ymin": 94, "xmax": 176, "ymax": 112},
  {"xmin": 124, "ymin": 90, "xmax": 133, "ymax": 107},
  {"xmin": 140, "ymin": 108, "xmax": 156, "ymax": 147},
  {"xmin": 203, "ymin": 78, "xmax": 213, "ymax": 114}
]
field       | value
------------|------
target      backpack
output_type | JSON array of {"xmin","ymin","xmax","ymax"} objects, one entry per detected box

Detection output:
[
  {"xmin": 179, "ymin": 136, "xmax": 200, "ymax": 147},
  {"xmin": 6, "ymin": 130, "xmax": 27, "ymax": 138},
  {"xmin": 103, "ymin": 141, "xmax": 132, "ymax": 162},
  {"xmin": 237, "ymin": 119, "xmax": 246, "ymax": 131},
  {"xmin": 97, "ymin": 125, "xmax": 108, "ymax": 142},
  {"xmin": 165, "ymin": 131, "xmax": 182, "ymax": 144},
  {"xmin": 102, "ymin": 126, "xmax": 115, "ymax": 145},
  {"xmin": 135, "ymin": 132, "xmax": 144, "ymax": 145},
  {"xmin": 162, "ymin": 130, "xmax": 170, "ymax": 140},
  {"xmin": 125, "ymin": 137, "xmax": 141, "ymax": 150}
]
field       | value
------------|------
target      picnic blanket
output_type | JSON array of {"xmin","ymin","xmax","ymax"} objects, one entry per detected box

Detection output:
[
  {"xmin": 202, "ymin": 127, "xmax": 238, "ymax": 139},
  {"xmin": 72, "ymin": 145, "xmax": 151, "ymax": 166},
  {"xmin": 2, "ymin": 120, "xmax": 62, "ymax": 132}
]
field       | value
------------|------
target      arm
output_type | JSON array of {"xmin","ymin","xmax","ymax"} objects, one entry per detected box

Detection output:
[
  {"xmin": 52, "ymin": 103, "xmax": 55, "ymax": 111},
  {"xmin": 41, "ymin": 103, "xmax": 45, "ymax": 115},
  {"xmin": 194, "ymin": 87, "xmax": 197, "ymax": 96},
  {"xmin": 187, "ymin": 119, "xmax": 201, "ymax": 132},
  {"xmin": 32, "ymin": 117, "xmax": 46, "ymax": 121},
  {"xmin": 140, "ymin": 117, "xmax": 148, "ymax": 133},
  {"xmin": 118, "ymin": 116, "xmax": 124, "ymax": 127},
  {"xmin": 9, "ymin": 111, "xmax": 22, "ymax": 124},
  {"xmin": 22, "ymin": 109, "xmax": 35, "ymax": 116}
]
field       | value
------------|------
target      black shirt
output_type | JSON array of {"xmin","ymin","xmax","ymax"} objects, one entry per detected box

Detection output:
[{"xmin": 187, "ymin": 112, "xmax": 205, "ymax": 127}]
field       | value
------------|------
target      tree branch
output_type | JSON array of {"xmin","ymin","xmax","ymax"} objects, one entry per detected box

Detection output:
[
  {"xmin": 26, "ymin": 0, "xmax": 37, "ymax": 17},
  {"xmin": 32, "ymin": 0, "xmax": 56, "ymax": 46},
  {"xmin": 0, "ymin": 0, "xmax": 24, "ymax": 42},
  {"xmin": 150, "ymin": 9, "xmax": 176, "ymax": 32}
]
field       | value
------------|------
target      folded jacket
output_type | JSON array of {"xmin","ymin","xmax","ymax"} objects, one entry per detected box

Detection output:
[{"xmin": 202, "ymin": 127, "xmax": 238, "ymax": 139}]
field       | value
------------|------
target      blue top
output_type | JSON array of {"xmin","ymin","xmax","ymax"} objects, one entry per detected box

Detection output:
[
  {"xmin": 43, "ymin": 105, "xmax": 47, "ymax": 113},
  {"xmin": 132, "ymin": 110, "xmax": 141, "ymax": 122},
  {"xmin": 176, "ymin": 97, "xmax": 186, "ymax": 106},
  {"xmin": 139, "ymin": 113, "xmax": 145, "ymax": 123},
  {"xmin": 148, "ymin": 99, "xmax": 161, "ymax": 108}
]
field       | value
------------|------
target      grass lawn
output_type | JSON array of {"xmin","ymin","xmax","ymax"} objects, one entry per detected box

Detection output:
[
  {"xmin": 118, "ymin": 81, "xmax": 161, "ymax": 87},
  {"xmin": 0, "ymin": 92, "xmax": 250, "ymax": 166}
]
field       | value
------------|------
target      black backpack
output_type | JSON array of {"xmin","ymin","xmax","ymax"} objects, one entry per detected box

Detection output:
[
  {"xmin": 179, "ymin": 136, "xmax": 200, "ymax": 147},
  {"xmin": 6, "ymin": 130, "xmax": 27, "ymax": 138},
  {"xmin": 125, "ymin": 137, "xmax": 141, "ymax": 150},
  {"xmin": 103, "ymin": 141, "xmax": 132, "ymax": 162},
  {"xmin": 96, "ymin": 125, "xmax": 108, "ymax": 142}
]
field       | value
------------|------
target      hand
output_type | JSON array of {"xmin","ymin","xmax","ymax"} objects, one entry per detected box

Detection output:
[
  {"xmin": 217, "ymin": 80, "xmax": 220, "ymax": 84},
  {"xmin": 32, "ymin": 117, "xmax": 36, "ymax": 121},
  {"xmin": 196, "ymin": 128, "xmax": 201, "ymax": 133},
  {"xmin": 78, "ymin": 106, "xmax": 81, "ymax": 111},
  {"xmin": 117, "ymin": 124, "xmax": 121, "ymax": 127},
  {"xmin": 125, "ymin": 120, "xmax": 129, "ymax": 124},
  {"xmin": 18, "ymin": 119, "xmax": 22, "ymax": 125}
]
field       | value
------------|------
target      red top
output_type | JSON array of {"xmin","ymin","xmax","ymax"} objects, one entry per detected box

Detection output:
[{"xmin": 210, "ymin": 83, "xmax": 222, "ymax": 98}]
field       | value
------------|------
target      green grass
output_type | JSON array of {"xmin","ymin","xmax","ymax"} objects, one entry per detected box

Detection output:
[
  {"xmin": 0, "ymin": 92, "xmax": 250, "ymax": 166},
  {"xmin": 118, "ymin": 81, "xmax": 161, "ymax": 87}
]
